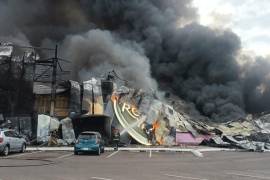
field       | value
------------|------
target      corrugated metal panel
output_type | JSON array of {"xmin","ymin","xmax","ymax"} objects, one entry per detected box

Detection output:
[{"xmin": 33, "ymin": 82, "xmax": 68, "ymax": 95}]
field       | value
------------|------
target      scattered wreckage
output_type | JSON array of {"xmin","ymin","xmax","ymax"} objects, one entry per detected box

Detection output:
[
  {"xmin": 31, "ymin": 77, "xmax": 270, "ymax": 152},
  {"xmin": 110, "ymin": 85, "xmax": 270, "ymax": 151}
]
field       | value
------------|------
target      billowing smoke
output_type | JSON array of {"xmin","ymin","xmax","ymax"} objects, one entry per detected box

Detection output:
[
  {"xmin": 62, "ymin": 29, "xmax": 157, "ymax": 90},
  {"xmin": 1, "ymin": 0, "xmax": 270, "ymax": 122},
  {"xmin": 0, "ymin": 0, "xmax": 91, "ymax": 45},
  {"xmin": 241, "ymin": 56, "xmax": 270, "ymax": 114}
]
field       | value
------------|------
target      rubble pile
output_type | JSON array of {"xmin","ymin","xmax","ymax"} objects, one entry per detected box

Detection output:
[{"xmin": 109, "ymin": 85, "xmax": 270, "ymax": 151}]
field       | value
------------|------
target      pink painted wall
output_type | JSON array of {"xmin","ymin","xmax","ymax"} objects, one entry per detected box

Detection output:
[{"xmin": 176, "ymin": 132, "xmax": 211, "ymax": 145}]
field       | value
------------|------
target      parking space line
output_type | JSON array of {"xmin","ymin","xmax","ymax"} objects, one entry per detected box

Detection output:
[
  {"xmin": 106, "ymin": 151, "xmax": 119, "ymax": 158},
  {"xmin": 2, "ymin": 150, "xmax": 43, "ymax": 159},
  {"xmin": 91, "ymin": 177, "xmax": 113, "ymax": 180},
  {"xmin": 163, "ymin": 174, "xmax": 208, "ymax": 180},
  {"xmin": 226, "ymin": 172, "xmax": 270, "ymax": 179},
  {"xmin": 55, "ymin": 153, "xmax": 73, "ymax": 159}
]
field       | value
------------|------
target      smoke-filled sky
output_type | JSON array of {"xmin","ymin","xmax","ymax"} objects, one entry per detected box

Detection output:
[
  {"xmin": 193, "ymin": 0, "xmax": 270, "ymax": 57},
  {"xmin": 0, "ymin": 0, "xmax": 270, "ymax": 122}
]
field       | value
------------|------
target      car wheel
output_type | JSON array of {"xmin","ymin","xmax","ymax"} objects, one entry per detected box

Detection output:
[
  {"xmin": 97, "ymin": 147, "xmax": 101, "ymax": 155},
  {"xmin": 20, "ymin": 143, "xmax": 26, "ymax": 153},
  {"xmin": 101, "ymin": 147, "xmax": 105, "ymax": 153},
  {"xmin": 2, "ymin": 145, "xmax": 9, "ymax": 156},
  {"xmin": 74, "ymin": 151, "xmax": 78, "ymax": 155}
]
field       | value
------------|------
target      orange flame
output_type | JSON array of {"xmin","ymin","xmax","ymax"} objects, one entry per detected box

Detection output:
[{"xmin": 111, "ymin": 94, "xmax": 119, "ymax": 102}]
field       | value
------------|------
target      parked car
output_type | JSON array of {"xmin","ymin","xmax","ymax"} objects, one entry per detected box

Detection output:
[
  {"xmin": 0, "ymin": 129, "xmax": 27, "ymax": 156},
  {"xmin": 74, "ymin": 131, "xmax": 105, "ymax": 155}
]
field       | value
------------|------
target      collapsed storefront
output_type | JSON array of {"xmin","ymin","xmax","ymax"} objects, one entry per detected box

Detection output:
[
  {"xmin": 109, "ymin": 86, "xmax": 270, "ymax": 151},
  {"xmin": 29, "ymin": 76, "xmax": 270, "ymax": 151}
]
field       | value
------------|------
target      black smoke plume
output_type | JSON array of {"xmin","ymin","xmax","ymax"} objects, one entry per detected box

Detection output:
[{"xmin": 1, "ymin": 0, "xmax": 270, "ymax": 122}]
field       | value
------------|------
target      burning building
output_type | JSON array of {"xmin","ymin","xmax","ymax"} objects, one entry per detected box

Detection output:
[{"xmin": 1, "ymin": 1, "xmax": 270, "ymax": 150}]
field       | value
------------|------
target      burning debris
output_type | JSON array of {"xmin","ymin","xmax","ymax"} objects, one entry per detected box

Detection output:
[{"xmin": 110, "ymin": 85, "xmax": 270, "ymax": 150}]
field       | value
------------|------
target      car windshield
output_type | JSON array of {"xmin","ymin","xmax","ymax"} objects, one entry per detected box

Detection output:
[{"xmin": 79, "ymin": 134, "xmax": 96, "ymax": 140}]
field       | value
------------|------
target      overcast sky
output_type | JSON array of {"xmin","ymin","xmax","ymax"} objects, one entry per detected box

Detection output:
[{"xmin": 193, "ymin": 0, "xmax": 270, "ymax": 57}]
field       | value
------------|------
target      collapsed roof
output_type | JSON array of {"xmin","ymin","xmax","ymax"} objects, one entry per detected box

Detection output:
[{"xmin": 110, "ymin": 85, "xmax": 270, "ymax": 151}]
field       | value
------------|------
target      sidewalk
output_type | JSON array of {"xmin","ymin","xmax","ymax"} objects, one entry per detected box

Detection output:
[
  {"xmin": 25, "ymin": 146, "xmax": 270, "ymax": 158},
  {"xmin": 26, "ymin": 146, "xmax": 239, "ymax": 153}
]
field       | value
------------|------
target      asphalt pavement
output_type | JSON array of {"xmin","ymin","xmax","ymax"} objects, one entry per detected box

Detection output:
[{"xmin": 0, "ymin": 150, "xmax": 270, "ymax": 180}]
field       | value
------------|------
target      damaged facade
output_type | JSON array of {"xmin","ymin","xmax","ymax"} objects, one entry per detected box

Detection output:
[
  {"xmin": 34, "ymin": 80, "xmax": 81, "ymax": 118},
  {"xmin": 35, "ymin": 78, "xmax": 114, "ymax": 145},
  {"xmin": 32, "ymin": 75, "xmax": 270, "ymax": 151},
  {"xmin": 1, "ymin": 43, "xmax": 270, "ymax": 151}
]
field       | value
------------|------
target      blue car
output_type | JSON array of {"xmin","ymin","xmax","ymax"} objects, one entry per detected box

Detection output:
[{"xmin": 74, "ymin": 131, "xmax": 105, "ymax": 155}]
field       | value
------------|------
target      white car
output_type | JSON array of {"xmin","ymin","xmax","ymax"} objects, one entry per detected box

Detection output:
[{"xmin": 0, "ymin": 129, "xmax": 27, "ymax": 156}]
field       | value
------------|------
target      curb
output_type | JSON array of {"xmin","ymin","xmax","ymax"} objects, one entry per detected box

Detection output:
[
  {"xmin": 26, "ymin": 146, "xmax": 238, "ymax": 153},
  {"xmin": 26, "ymin": 147, "xmax": 206, "ymax": 158},
  {"xmin": 25, "ymin": 147, "xmax": 270, "ymax": 158}
]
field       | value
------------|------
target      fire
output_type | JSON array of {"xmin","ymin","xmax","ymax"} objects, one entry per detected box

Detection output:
[
  {"xmin": 111, "ymin": 94, "xmax": 119, "ymax": 102},
  {"xmin": 152, "ymin": 120, "xmax": 164, "ymax": 145}
]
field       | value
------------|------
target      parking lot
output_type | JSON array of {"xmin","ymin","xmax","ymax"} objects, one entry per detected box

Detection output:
[{"xmin": 1, "ymin": 150, "xmax": 270, "ymax": 180}]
